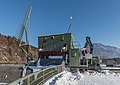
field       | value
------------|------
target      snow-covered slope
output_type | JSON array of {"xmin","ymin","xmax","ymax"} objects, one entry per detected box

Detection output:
[{"xmin": 44, "ymin": 70, "xmax": 120, "ymax": 85}]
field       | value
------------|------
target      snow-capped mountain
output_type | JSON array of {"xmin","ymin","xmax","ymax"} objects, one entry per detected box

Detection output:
[{"xmin": 93, "ymin": 43, "xmax": 120, "ymax": 58}]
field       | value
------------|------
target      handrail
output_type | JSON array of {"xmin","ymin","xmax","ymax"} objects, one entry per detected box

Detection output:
[
  {"xmin": 73, "ymin": 42, "xmax": 80, "ymax": 49},
  {"xmin": 8, "ymin": 65, "xmax": 62, "ymax": 85}
]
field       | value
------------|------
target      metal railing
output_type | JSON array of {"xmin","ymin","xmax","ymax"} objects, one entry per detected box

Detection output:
[
  {"xmin": 73, "ymin": 42, "xmax": 80, "ymax": 49},
  {"xmin": 8, "ymin": 65, "xmax": 62, "ymax": 85}
]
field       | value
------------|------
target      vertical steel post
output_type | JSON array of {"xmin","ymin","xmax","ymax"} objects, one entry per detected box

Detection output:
[{"xmin": 27, "ymin": 77, "xmax": 30, "ymax": 85}]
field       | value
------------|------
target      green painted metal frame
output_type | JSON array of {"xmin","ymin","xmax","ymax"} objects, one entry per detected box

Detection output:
[
  {"xmin": 8, "ymin": 65, "xmax": 62, "ymax": 85},
  {"xmin": 69, "ymin": 48, "xmax": 80, "ymax": 68},
  {"xmin": 38, "ymin": 33, "xmax": 74, "ymax": 52}
]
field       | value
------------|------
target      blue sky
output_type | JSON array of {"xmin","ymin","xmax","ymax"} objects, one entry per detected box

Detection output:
[{"xmin": 0, "ymin": 0, "xmax": 120, "ymax": 48}]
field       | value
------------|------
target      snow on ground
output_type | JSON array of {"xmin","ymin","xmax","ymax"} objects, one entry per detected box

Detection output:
[
  {"xmin": 44, "ymin": 71, "xmax": 81, "ymax": 85},
  {"xmin": 44, "ymin": 70, "xmax": 120, "ymax": 85},
  {"xmin": 78, "ymin": 71, "xmax": 120, "ymax": 85}
]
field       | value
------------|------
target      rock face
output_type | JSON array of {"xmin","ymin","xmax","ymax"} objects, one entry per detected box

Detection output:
[
  {"xmin": 93, "ymin": 43, "xmax": 120, "ymax": 58},
  {"xmin": 0, "ymin": 34, "xmax": 38, "ymax": 64},
  {"xmin": 0, "ymin": 66, "xmax": 22, "ymax": 83}
]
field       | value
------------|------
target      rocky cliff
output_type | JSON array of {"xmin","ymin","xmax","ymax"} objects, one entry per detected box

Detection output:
[{"xmin": 0, "ymin": 34, "xmax": 38, "ymax": 64}]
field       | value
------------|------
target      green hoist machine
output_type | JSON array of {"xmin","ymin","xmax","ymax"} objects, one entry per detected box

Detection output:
[
  {"xmin": 38, "ymin": 16, "xmax": 80, "ymax": 69},
  {"xmin": 38, "ymin": 33, "xmax": 80, "ymax": 69}
]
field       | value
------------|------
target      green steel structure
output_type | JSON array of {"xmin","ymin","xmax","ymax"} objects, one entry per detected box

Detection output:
[
  {"xmin": 38, "ymin": 33, "xmax": 73, "ymax": 52},
  {"xmin": 38, "ymin": 33, "xmax": 80, "ymax": 67}
]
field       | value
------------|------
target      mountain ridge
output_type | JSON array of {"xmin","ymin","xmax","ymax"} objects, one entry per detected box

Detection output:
[{"xmin": 93, "ymin": 43, "xmax": 120, "ymax": 58}]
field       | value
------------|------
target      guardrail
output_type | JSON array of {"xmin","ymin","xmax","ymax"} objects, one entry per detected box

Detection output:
[
  {"xmin": 8, "ymin": 65, "xmax": 62, "ymax": 85},
  {"xmin": 73, "ymin": 42, "xmax": 80, "ymax": 49}
]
